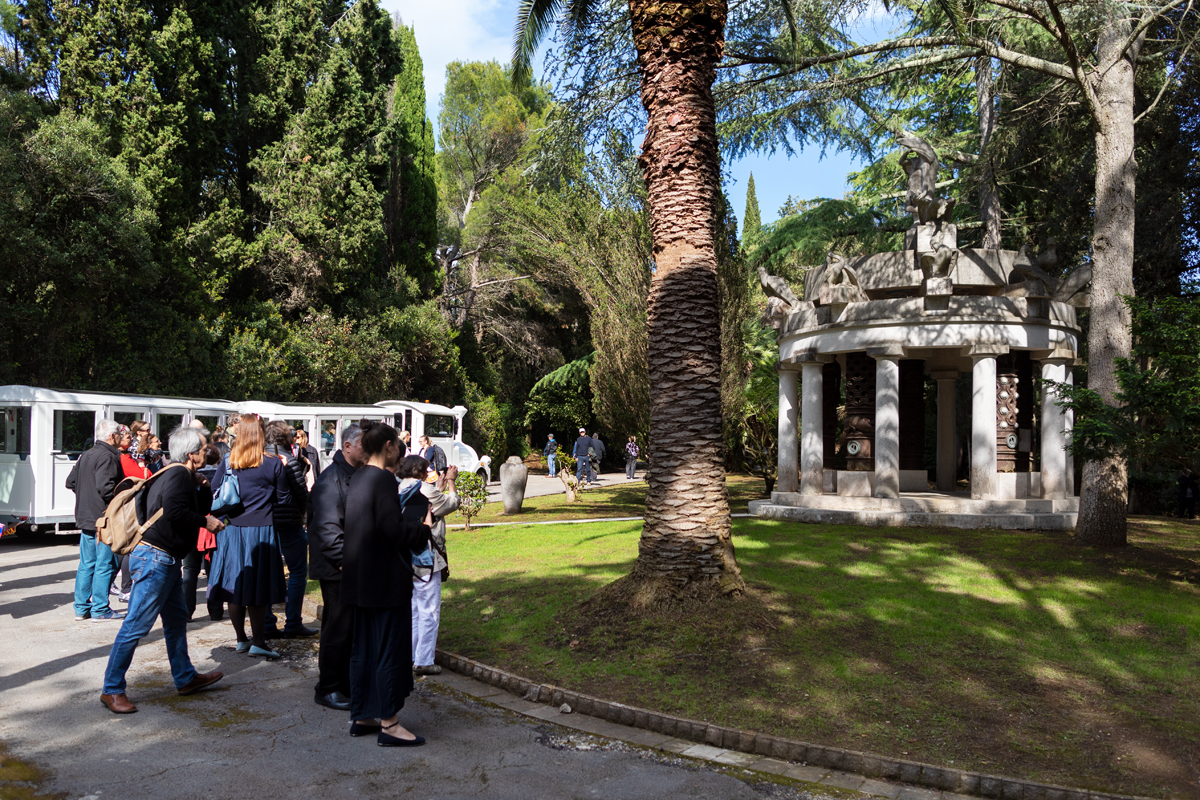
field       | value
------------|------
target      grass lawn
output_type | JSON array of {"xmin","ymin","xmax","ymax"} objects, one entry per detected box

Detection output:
[
  {"xmin": 437, "ymin": 515, "xmax": 1200, "ymax": 798},
  {"xmin": 449, "ymin": 472, "xmax": 768, "ymax": 526}
]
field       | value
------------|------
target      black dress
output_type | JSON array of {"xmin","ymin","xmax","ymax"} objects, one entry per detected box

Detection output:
[{"xmin": 341, "ymin": 465, "xmax": 431, "ymax": 721}]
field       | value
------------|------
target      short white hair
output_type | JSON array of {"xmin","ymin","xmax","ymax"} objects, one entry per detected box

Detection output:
[
  {"xmin": 96, "ymin": 419, "xmax": 120, "ymax": 441},
  {"xmin": 168, "ymin": 426, "xmax": 206, "ymax": 464},
  {"xmin": 342, "ymin": 423, "xmax": 362, "ymax": 446}
]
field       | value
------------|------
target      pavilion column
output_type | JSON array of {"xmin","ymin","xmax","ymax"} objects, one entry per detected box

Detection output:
[
  {"xmin": 1039, "ymin": 359, "xmax": 1071, "ymax": 499},
  {"xmin": 799, "ymin": 356, "xmax": 828, "ymax": 496},
  {"xmin": 870, "ymin": 347, "xmax": 903, "ymax": 499},
  {"xmin": 969, "ymin": 346, "xmax": 1007, "ymax": 499},
  {"xmin": 777, "ymin": 363, "xmax": 800, "ymax": 493},
  {"xmin": 933, "ymin": 371, "xmax": 958, "ymax": 491}
]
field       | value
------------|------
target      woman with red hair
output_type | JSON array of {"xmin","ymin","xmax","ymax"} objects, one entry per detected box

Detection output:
[{"xmin": 207, "ymin": 415, "xmax": 291, "ymax": 659}]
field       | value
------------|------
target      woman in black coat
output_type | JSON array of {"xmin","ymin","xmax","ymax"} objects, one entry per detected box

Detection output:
[{"xmin": 341, "ymin": 420, "xmax": 433, "ymax": 747}]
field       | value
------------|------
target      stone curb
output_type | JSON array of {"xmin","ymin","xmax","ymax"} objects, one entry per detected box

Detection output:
[{"xmin": 433, "ymin": 649, "xmax": 1154, "ymax": 800}]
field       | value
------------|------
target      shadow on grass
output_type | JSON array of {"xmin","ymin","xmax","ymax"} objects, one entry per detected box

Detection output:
[{"xmin": 439, "ymin": 517, "xmax": 1200, "ymax": 799}]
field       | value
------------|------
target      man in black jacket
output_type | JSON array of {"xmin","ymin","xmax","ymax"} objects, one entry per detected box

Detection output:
[
  {"xmin": 67, "ymin": 419, "xmax": 126, "ymax": 622},
  {"xmin": 308, "ymin": 423, "xmax": 363, "ymax": 710},
  {"xmin": 100, "ymin": 426, "xmax": 226, "ymax": 714},
  {"xmin": 263, "ymin": 420, "xmax": 316, "ymax": 638}
]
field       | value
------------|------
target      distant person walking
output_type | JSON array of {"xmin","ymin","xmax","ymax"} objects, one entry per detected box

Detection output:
[
  {"xmin": 294, "ymin": 428, "xmax": 321, "ymax": 485},
  {"xmin": 625, "ymin": 436, "xmax": 639, "ymax": 480},
  {"xmin": 114, "ymin": 425, "xmax": 150, "ymax": 603},
  {"xmin": 572, "ymin": 428, "xmax": 592, "ymax": 487},
  {"xmin": 100, "ymin": 426, "xmax": 226, "ymax": 714},
  {"xmin": 589, "ymin": 433, "xmax": 606, "ymax": 482},
  {"xmin": 1178, "ymin": 468, "xmax": 1198, "ymax": 519},
  {"xmin": 341, "ymin": 421, "xmax": 432, "ymax": 746},
  {"xmin": 309, "ymin": 424, "xmax": 364, "ymax": 711},
  {"xmin": 67, "ymin": 418, "xmax": 126, "ymax": 622},
  {"xmin": 544, "ymin": 434, "xmax": 557, "ymax": 477}
]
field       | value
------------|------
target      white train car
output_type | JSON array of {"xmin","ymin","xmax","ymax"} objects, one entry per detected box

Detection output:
[
  {"xmin": 0, "ymin": 386, "xmax": 237, "ymax": 537},
  {"xmin": 0, "ymin": 386, "xmax": 490, "ymax": 539}
]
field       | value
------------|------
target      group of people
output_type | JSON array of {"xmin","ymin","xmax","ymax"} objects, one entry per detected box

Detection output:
[
  {"xmin": 69, "ymin": 414, "xmax": 459, "ymax": 747},
  {"xmin": 546, "ymin": 429, "xmax": 640, "ymax": 485}
]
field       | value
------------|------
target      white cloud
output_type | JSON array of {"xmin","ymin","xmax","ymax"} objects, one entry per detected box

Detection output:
[{"xmin": 379, "ymin": 0, "xmax": 522, "ymax": 125}]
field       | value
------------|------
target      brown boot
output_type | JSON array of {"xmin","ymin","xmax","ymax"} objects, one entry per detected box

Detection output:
[
  {"xmin": 100, "ymin": 693, "xmax": 138, "ymax": 714},
  {"xmin": 177, "ymin": 670, "xmax": 224, "ymax": 696}
]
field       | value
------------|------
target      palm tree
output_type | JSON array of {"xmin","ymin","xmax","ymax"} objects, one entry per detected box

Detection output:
[{"xmin": 514, "ymin": 0, "xmax": 746, "ymax": 604}]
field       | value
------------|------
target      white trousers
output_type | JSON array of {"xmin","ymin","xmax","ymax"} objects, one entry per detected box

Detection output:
[{"xmin": 411, "ymin": 572, "xmax": 442, "ymax": 667}]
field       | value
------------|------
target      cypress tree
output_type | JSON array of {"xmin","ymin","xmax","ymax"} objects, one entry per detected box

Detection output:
[
  {"xmin": 388, "ymin": 23, "xmax": 438, "ymax": 294},
  {"xmin": 743, "ymin": 172, "xmax": 761, "ymax": 239}
]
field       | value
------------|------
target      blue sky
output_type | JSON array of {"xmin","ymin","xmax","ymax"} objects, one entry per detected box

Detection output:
[{"xmin": 378, "ymin": 0, "xmax": 887, "ymax": 229}]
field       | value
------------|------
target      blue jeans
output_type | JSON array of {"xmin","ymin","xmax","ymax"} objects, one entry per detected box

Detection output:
[
  {"xmin": 103, "ymin": 544, "xmax": 197, "ymax": 694},
  {"xmin": 547, "ymin": 453, "xmax": 556, "ymax": 477},
  {"xmin": 576, "ymin": 456, "xmax": 589, "ymax": 485},
  {"xmin": 74, "ymin": 530, "xmax": 117, "ymax": 617},
  {"xmin": 275, "ymin": 525, "xmax": 308, "ymax": 630}
]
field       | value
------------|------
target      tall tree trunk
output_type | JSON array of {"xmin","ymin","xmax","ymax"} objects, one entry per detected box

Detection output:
[
  {"xmin": 976, "ymin": 55, "xmax": 1002, "ymax": 249},
  {"xmin": 618, "ymin": 0, "xmax": 745, "ymax": 604},
  {"xmin": 1075, "ymin": 16, "xmax": 1138, "ymax": 547}
]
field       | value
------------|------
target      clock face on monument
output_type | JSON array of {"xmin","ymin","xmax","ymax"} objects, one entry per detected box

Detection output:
[
  {"xmin": 1006, "ymin": 433, "xmax": 1018, "ymax": 449},
  {"xmin": 846, "ymin": 440, "xmax": 861, "ymax": 456}
]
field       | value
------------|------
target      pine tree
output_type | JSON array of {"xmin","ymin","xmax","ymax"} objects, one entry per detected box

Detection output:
[
  {"xmin": 388, "ymin": 23, "xmax": 438, "ymax": 294},
  {"xmin": 743, "ymin": 172, "xmax": 761, "ymax": 240}
]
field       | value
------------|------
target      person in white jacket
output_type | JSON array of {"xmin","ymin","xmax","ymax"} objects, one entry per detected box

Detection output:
[{"xmin": 396, "ymin": 462, "xmax": 460, "ymax": 675}]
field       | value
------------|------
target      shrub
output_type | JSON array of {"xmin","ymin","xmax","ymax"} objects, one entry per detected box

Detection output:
[{"xmin": 455, "ymin": 471, "xmax": 488, "ymax": 530}]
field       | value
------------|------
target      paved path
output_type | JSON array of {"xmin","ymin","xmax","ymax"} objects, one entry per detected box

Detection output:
[
  {"xmin": 485, "ymin": 471, "xmax": 643, "ymax": 502},
  {"xmin": 0, "ymin": 534, "xmax": 836, "ymax": 800}
]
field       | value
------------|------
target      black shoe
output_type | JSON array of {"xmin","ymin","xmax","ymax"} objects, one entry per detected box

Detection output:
[
  {"xmin": 283, "ymin": 625, "xmax": 319, "ymax": 638},
  {"xmin": 350, "ymin": 720, "xmax": 381, "ymax": 737},
  {"xmin": 315, "ymin": 691, "xmax": 352, "ymax": 711},
  {"xmin": 261, "ymin": 626, "xmax": 283, "ymax": 639},
  {"xmin": 378, "ymin": 731, "xmax": 425, "ymax": 747}
]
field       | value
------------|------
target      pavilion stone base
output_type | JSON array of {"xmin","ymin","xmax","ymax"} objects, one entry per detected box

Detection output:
[
  {"xmin": 834, "ymin": 469, "xmax": 932, "ymax": 496},
  {"xmin": 750, "ymin": 492, "xmax": 1079, "ymax": 531}
]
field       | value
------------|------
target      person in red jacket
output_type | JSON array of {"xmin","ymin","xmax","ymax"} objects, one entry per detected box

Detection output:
[{"xmin": 112, "ymin": 426, "xmax": 150, "ymax": 604}]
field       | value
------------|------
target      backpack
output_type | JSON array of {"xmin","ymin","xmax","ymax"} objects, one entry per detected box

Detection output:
[{"xmin": 96, "ymin": 463, "xmax": 187, "ymax": 556}]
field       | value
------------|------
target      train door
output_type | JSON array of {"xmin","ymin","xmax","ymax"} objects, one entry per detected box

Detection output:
[
  {"xmin": 0, "ymin": 404, "xmax": 33, "ymax": 522},
  {"xmin": 152, "ymin": 409, "xmax": 187, "ymax": 451},
  {"xmin": 48, "ymin": 404, "xmax": 100, "ymax": 520}
]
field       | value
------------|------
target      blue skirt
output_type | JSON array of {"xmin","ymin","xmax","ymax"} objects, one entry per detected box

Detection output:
[{"xmin": 207, "ymin": 525, "xmax": 286, "ymax": 607}]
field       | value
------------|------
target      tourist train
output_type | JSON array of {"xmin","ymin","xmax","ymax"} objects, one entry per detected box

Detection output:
[{"xmin": 0, "ymin": 385, "xmax": 491, "ymax": 538}]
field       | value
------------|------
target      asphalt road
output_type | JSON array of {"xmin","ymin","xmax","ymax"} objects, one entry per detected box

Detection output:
[{"xmin": 0, "ymin": 534, "xmax": 831, "ymax": 800}]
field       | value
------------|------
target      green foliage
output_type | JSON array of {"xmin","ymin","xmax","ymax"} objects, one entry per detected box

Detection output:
[
  {"xmin": 743, "ymin": 172, "xmax": 761, "ymax": 240},
  {"xmin": 738, "ymin": 318, "xmax": 781, "ymax": 493},
  {"xmin": 1059, "ymin": 293, "xmax": 1200, "ymax": 474},
  {"xmin": 746, "ymin": 198, "xmax": 904, "ymax": 280},
  {"xmin": 452, "ymin": 470, "xmax": 488, "ymax": 530},
  {"xmin": 0, "ymin": 2, "xmax": 484, "ymax": 416},
  {"xmin": 389, "ymin": 24, "xmax": 439, "ymax": 292}
]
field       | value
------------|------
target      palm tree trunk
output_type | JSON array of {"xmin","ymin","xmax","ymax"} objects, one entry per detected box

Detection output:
[
  {"xmin": 1075, "ymin": 15, "xmax": 1137, "ymax": 546},
  {"xmin": 619, "ymin": 0, "xmax": 745, "ymax": 603}
]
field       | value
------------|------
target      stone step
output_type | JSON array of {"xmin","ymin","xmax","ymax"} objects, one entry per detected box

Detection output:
[
  {"xmin": 766, "ymin": 492, "xmax": 1079, "ymax": 514},
  {"xmin": 749, "ymin": 500, "xmax": 1078, "ymax": 531}
]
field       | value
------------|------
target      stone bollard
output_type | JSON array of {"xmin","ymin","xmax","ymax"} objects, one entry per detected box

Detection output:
[{"xmin": 499, "ymin": 456, "xmax": 529, "ymax": 515}]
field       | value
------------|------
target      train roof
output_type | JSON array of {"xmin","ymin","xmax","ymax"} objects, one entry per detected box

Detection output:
[{"xmin": 0, "ymin": 386, "xmax": 466, "ymax": 417}]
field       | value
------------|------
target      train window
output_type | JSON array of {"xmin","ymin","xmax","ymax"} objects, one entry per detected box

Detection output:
[
  {"xmin": 425, "ymin": 414, "xmax": 456, "ymax": 438},
  {"xmin": 113, "ymin": 411, "xmax": 147, "ymax": 428},
  {"xmin": 54, "ymin": 410, "xmax": 95, "ymax": 456},
  {"xmin": 2, "ymin": 406, "xmax": 32, "ymax": 456},
  {"xmin": 156, "ymin": 414, "xmax": 183, "ymax": 448},
  {"xmin": 320, "ymin": 419, "xmax": 339, "ymax": 455},
  {"xmin": 194, "ymin": 415, "xmax": 220, "ymax": 434}
]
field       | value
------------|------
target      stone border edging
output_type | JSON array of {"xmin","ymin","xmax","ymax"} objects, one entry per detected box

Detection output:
[{"xmin": 433, "ymin": 649, "xmax": 1153, "ymax": 800}]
